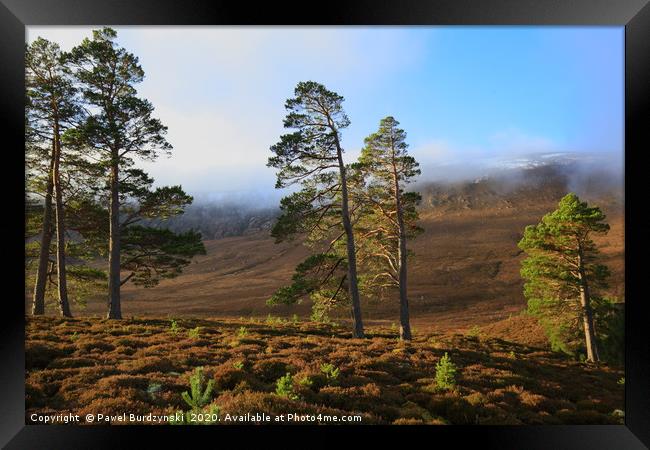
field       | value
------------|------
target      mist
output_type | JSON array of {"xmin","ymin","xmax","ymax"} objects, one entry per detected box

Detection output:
[
  {"xmin": 184, "ymin": 150, "xmax": 624, "ymax": 204},
  {"xmin": 154, "ymin": 150, "xmax": 623, "ymax": 241}
]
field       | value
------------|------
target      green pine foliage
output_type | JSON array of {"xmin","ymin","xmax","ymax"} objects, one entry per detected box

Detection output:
[
  {"xmin": 518, "ymin": 193, "xmax": 622, "ymax": 362},
  {"xmin": 121, "ymin": 226, "xmax": 205, "ymax": 287},
  {"xmin": 188, "ymin": 327, "xmax": 201, "ymax": 340},
  {"xmin": 435, "ymin": 352, "xmax": 457, "ymax": 390},
  {"xmin": 591, "ymin": 296, "xmax": 625, "ymax": 364},
  {"xmin": 237, "ymin": 326, "xmax": 248, "ymax": 338},
  {"xmin": 275, "ymin": 373, "xmax": 299, "ymax": 400},
  {"xmin": 181, "ymin": 367, "xmax": 215, "ymax": 409},
  {"xmin": 171, "ymin": 367, "xmax": 219, "ymax": 425},
  {"xmin": 320, "ymin": 363, "xmax": 340, "ymax": 384},
  {"xmin": 169, "ymin": 319, "xmax": 180, "ymax": 336}
]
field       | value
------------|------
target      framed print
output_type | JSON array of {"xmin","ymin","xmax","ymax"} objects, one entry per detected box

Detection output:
[{"xmin": 1, "ymin": 0, "xmax": 649, "ymax": 448}]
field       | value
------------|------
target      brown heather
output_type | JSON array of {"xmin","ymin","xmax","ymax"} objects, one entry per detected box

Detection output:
[{"xmin": 26, "ymin": 315, "xmax": 623, "ymax": 425}]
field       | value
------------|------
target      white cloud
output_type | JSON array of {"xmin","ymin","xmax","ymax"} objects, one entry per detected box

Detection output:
[
  {"xmin": 135, "ymin": 103, "xmax": 282, "ymax": 193},
  {"xmin": 27, "ymin": 26, "xmax": 428, "ymax": 195}
]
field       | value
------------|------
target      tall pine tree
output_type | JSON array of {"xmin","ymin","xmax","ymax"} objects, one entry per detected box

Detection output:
[
  {"xmin": 26, "ymin": 37, "xmax": 80, "ymax": 317},
  {"xmin": 518, "ymin": 193, "xmax": 611, "ymax": 362},
  {"xmin": 355, "ymin": 116, "xmax": 422, "ymax": 340},
  {"xmin": 67, "ymin": 28, "xmax": 172, "ymax": 319},
  {"xmin": 268, "ymin": 81, "xmax": 365, "ymax": 337}
]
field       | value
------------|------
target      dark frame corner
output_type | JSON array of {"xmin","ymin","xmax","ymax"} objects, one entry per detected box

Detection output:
[{"xmin": 1, "ymin": 0, "xmax": 648, "ymax": 448}]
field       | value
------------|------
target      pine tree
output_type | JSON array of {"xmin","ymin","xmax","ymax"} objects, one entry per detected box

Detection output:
[
  {"xmin": 268, "ymin": 81, "xmax": 365, "ymax": 337},
  {"xmin": 67, "ymin": 28, "xmax": 172, "ymax": 319},
  {"xmin": 26, "ymin": 37, "xmax": 80, "ymax": 317},
  {"xmin": 355, "ymin": 116, "xmax": 422, "ymax": 340},
  {"xmin": 518, "ymin": 193, "xmax": 611, "ymax": 362}
]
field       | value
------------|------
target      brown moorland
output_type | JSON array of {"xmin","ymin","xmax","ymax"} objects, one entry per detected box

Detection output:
[
  {"xmin": 53, "ymin": 169, "xmax": 623, "ymax": 335},
  {"xmin": 26, "ymin": 316, "xmax": 624, "ymax": 425}
]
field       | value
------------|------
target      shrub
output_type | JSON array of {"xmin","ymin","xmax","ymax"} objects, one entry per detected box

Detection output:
[
  {"xmin": 213, "ymin": 365, "xmax": 263, "ymax": 392},
  {"xmin": 181, "ymin": 367, "xmax": 214, "ymax": 410},
  {"xmin": 275, "ymin": 373, "xmax": 299, "ymax": 400},
  {"xmin": 169, "ymin": 367, "xmax": 220, "ymax": 425},
  {"xmin": 25, "ymin": 342, "xmax": 75, "ymax": 370},
  {"xmin": 320, "ymin": 363, "xmax": 340, "ymax": 384},
  {"xmin": 429, "ymin": 395, "xmax": 477, "ymax": 424},
  {"xmin": 117, "ymin": 356, "xmax": 176, "ymax": 374},
  {"xmin": 237, "ymin": 326, "xmax": 248, "ymax": 338},
  {"xmin": 48, "ymin": 356, "xmax": 97, "ymax": 369},
  {"xmin": 435, "ymin": 353, "xmax": 457, "ymax": 390},
  {"xmin": 169, "ymin": 320, "xmax": 180, "ymax": 336},
  {"xmin": 188, "ymin": 327, "xmax": 201, "ymax": 340},
  {"xmin": 611, "ymin": 409, "xmax": 625, "ymax": 422}
]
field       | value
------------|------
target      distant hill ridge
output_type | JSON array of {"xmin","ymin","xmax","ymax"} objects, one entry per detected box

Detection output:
[{"xmin": 157, "ymin": 160, "xmax": 623, "ymax": 239}]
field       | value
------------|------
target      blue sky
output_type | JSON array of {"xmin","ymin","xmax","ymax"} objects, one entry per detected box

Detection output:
[{"xmin": 27, "ymin": 26, "xmax": 623, "ymax": 197}]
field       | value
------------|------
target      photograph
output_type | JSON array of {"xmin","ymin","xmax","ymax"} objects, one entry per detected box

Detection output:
[{"xmin": 23, "ymin": 25, "xmax": 626, "ymax": 427}]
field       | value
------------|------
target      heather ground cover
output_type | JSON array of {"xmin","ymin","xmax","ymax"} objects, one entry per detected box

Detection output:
[{"xmin": 26, "ymin": 315, "xmax": 624, "ymax": 425}]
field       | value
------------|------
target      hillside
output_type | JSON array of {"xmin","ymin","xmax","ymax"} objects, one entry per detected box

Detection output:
[
  {"xmin": 123, "ymin": 164, "xmax": 625, "ymax": 331},
  {"xmin": 25, "ymin": 316, "xmax": 624, "ymax": 425},
  {"xmin": 28, "ymin": 163, "xmax": 624, "ymax": 334}
]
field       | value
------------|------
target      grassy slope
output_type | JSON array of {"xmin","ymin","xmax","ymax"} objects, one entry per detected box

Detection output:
[
  {"xmin": 37, "ymin": 197, "xmax": 621, "ymax": 334},
  {"xmin": 26, "ymin": 316, "xmax": 624, "ymax": 425}
]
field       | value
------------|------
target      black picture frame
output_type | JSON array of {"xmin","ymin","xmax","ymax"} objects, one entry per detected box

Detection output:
[{"xmin": 1, "ymin": 1, "xmax": 648, "ymax": 448}]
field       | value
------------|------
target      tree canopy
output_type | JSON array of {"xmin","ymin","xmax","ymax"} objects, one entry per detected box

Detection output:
[{"xmin": 518, "ymin": 193, "xmax": 617, "ymax": 362}]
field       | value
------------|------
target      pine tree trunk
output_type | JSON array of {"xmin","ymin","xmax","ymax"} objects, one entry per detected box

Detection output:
[
  {"xmin": 107, "ymin": 157, "xmax": 122, "ymax": 319},
  {"xmin": 392, "ymin": 154, "xmax": 411, "ymax": 341},
  {"xmin": 397, "ymin": 231, "xmax": 411, "ymax": 340},
  {"xmin": 52, "ymin": 123, "xmax": 72, "ymax": 318},
  {"xmin": 577, "ymin": 250, "xmax": 599, "ymax": 362},
  {"xmin": 335, "ymin": 149, "xmax": 364, "ymax": 338},
  {"xmin": 579, "ymin": 288, "xmax": 599, "ymax": 362},
  {"xmin": 31, "ymin": 150, "xmax": 55, "ymax": 316}
]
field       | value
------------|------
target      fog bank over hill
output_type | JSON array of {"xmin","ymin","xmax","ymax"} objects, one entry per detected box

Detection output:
[
  {"xmin": 414, "ymin": 151, "xmax": 623, "ymax": 188},
  {"xmin": 156, "ymin": 152, "xmax": 623, "ymax": 240}
]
